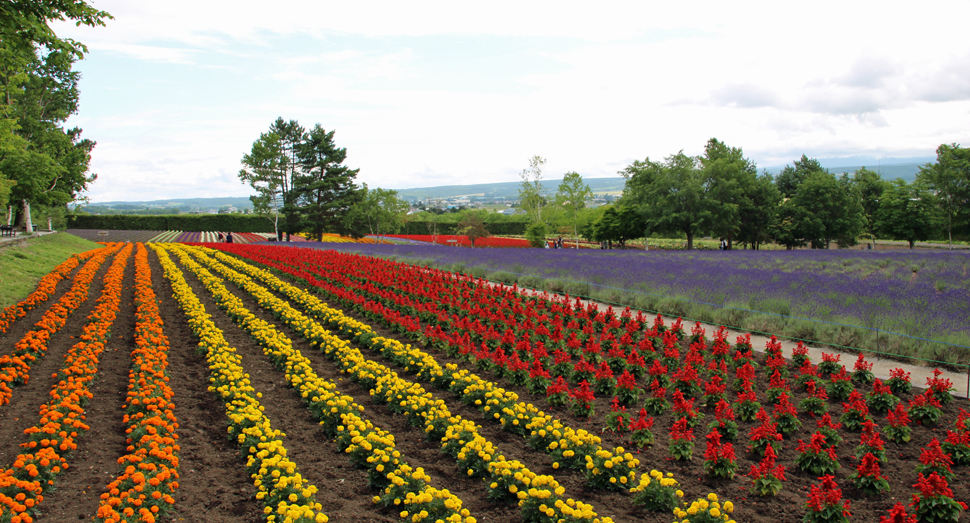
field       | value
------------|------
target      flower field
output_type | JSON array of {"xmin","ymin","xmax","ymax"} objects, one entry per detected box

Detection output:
[
  {"xmin": 303, "ymin": 243, "xmax": 970, "ymax": 365},
  {"xmin": 1, "ymin": 241, "xmax": 968, "ymax": 523}
]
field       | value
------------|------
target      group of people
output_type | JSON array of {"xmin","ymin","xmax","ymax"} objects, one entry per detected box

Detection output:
[
  {"xmin": 546, "ymin": 236, "xmax": 568, "ymax": 249},
  {"xmin": 216, "ymin": 232, "xmax": 234, "ymax": 243}
]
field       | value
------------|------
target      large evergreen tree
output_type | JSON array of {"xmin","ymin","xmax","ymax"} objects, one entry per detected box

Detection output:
[{"xmin": 294, "ymin": 124, "xmax": 361, "ymax": 240}]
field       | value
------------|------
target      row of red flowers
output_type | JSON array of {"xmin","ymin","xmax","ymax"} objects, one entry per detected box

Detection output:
[{"xmin": 384, "ymin": 235, "xmax": 533, "ymax": 248}]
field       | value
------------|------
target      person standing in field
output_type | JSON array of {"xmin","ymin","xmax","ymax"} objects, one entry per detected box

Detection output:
[{"xmin": 226, "ymin": 231, "xmax": 234, "ymax": 243}]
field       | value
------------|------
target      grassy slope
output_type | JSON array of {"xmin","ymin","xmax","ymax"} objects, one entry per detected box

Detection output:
[{"xmin": 0, "ymin": 232, "xmax": 102, "ymax": 308}]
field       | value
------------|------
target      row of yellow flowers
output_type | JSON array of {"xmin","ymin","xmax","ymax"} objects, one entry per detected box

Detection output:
[
  {"xmin": 0, "ymin": 247, "xmax": 100, "ymax": 335},
  {"xmin": 175, "ymin": 244, "xmax": 608, "ymax": 523},
  {"xmin": 95, "ymin": 243, "xmax": 180, "ymax": 523},
  {"xmin": 150, "ymin": 245, "xmax": 328, "ymax": 523},
  {"xmin": 0, "ymin": 243, "xmax": 132, "ymax": 523},
  {"xmin": 160, "ymin": 244, "xmax": 473, "ymax": 523},
  {"xmin": 202, "ymin": 248, "xmax": 642, "ymax": 489},
  {"xmin": 0, "ymin": 243, "xmax": 124, "ymax": 406},
  {"xmin": 203, "ymin": 246, "xmax": 738, "ymax": 521}
]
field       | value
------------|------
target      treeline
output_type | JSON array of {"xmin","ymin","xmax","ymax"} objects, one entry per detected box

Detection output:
[{"xmin": 584, "ymin": 139, "xmax": 969, "ymax": 249}]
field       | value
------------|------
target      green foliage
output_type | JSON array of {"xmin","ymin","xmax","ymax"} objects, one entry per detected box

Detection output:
[
  {"xmin": 918, "ymin": 143, "xmax": 970, "ymax": 245},
  {"xmin": 876, "ymin": 178, "xmax": 939, "ymax": 248},
  {"xmin": 342, "ymin": 185, "xmax": 409, "ymax": 240},
  {"xmin": 621, "ymin": 152, "xmax": 710, "ymax": 249},
  {"xmin": 293, "ymin": 123, "xmax": 362, "ymax": 239},
  {"xmin": 238, "ymin": 118, "xmax": 306, "ymax": 238},
  {"xmin": 518, "ymin": 155, "xmax": 546, "ymax": 225},
  {"xmin": 555, "ymin": 170, "xmax": 592, "ymax": 244},
  {"xmin": 779, "ymin": 170, "xmax": 865, "ymax": 248},
  {"xmin": 776, "ymin": 155, "xmax": 825, "ymax": 198},
  {"xmin": 66, "ymin": 213, "xmax": 276, "ymax": 232},
  {"xmin": 524, "ymin": 222, "xmax": 548, "ymax": 248},
  {"xmin": 852, "ymin": 167, "xmax": 889, "ymax": 239},
  {"xmin": 457, "ymin": 212, "xmax": 490, "ymax": 247}
]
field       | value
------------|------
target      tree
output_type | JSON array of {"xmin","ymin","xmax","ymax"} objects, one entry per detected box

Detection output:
[
  {"xmin": 785, "ymin": 170, "xmax": 864, "ymax": 248},
  {"xmin": 621, "ymin": 152, "xmax": 710, "ymax": 249},
  {"xmin": 239, "ymin": 130, "xmax": 284, "ymax": 239},
  {"xmin": 735, "ymin": 171, "xmax": 781, "ymax": 249},
  {"xmin": 875, "ymin": 179, "xmax": 937, "ymax": 249},
  {"xmin": 700, "ymin": 138, "xmax": 764, "ymax": 249},
  {"xmin": 852, "ymin": 167, "xmax": 888, "ymax": 243},
  {"xmin": 918, "ymin": 143, "xmax": 970, "ymax": 248},
  {"xmin": 343, "ymin": 185, "xmax": 409, "ymax": 242},
  {"xmin": 294, "ymin": 124, "xmax": 361, "ymax": 240},
  {"xmin": 554, "ymin": 171, "xmax": 592, "ymax": 248},
  {"xmin": 775, "ymin": 155, "xmax": 826, "ymax": 198},
  {"xmin": 524, "ymin": 222, "xmax": 548, "ymax": 248},
  {"xmin": 238, "ymin": 118, "xmax": 306, "ymax": 240},
  {"xmin": 0, "ymin": 1, "xmax": 110, "ymax": 229},
  {"xmin": 592, "ymin": 205, "xmax": 643, "ymax": 248},
  {"xmin": 518, "ymin": 155, "xmax": 546, "ymax": 225},
  {"xmin": 457, "ymin": 212, "xmax": 490, "ymax": 247}
]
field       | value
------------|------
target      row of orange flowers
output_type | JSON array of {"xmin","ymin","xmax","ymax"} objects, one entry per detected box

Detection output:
[
  {"xmin": 0, "ymin": 248, "xmax": 100, "ymax": 335},
  {"xmin": 0, "ymin": 243, "xmax": 132, "ymax": 523},
  {"xmin": 0, "ymin": 243, "xmax": 125, "ymax": 406},
  {"xmin": 150, "ymin": 245, "xmax": 330, "ymax": 523},
  {"xmin": 175, "ymin": 244, "xmax": 604, "ymax": 523},
  {"xmin": 95, "ymin": 243, "xmax": 180, "ymax": 523},
  {"xmin": 162, "ymin": 244, "xmax": 474, "ymax": 523}
]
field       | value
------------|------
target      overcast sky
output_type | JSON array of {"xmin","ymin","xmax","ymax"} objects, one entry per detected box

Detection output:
[{"xmin": 55, "ymin": 1, "xmax": 970, "ymax": 202}]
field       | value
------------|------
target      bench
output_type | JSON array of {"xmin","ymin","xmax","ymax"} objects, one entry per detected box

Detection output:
[
  {"xmin": 0, "ymin": 224, "xmax": 13, "ymax": 237},
  {"xmin": 20, "ymin": 224, "xmax": 38, "ymax": 233}
]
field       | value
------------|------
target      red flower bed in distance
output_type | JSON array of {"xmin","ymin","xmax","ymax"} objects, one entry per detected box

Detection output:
[{"xmin": 386, "ymin": 234, "xmax": 532, "ymax": 248}]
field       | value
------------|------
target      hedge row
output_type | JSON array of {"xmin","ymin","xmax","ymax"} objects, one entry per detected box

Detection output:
[
  {"xmin": 66, "ymin": 214, "xmax": 276, "ymax": 233},
  {"xmin": 66, "ymin": 214, "xmax": 530, "ymax": 236}
]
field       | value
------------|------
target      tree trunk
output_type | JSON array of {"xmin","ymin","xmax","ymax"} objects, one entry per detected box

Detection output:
[
  {"xmin": 22, "ymin": 200, "xmax": 32, "ymax": 234},
  {"xmin": 909, "ymin": 240, "xmax": 915, "ymax": 249},
  {"xmin": 686, "ymin": 231, "xmax": 694, "ymax": 250},
  {"xmin": 727, "ymin": 231, "xmax": 733, "ymax": 250},
  {"xmin": 6, "ymin": 205, "xmax": 12, "ymax": 226}
]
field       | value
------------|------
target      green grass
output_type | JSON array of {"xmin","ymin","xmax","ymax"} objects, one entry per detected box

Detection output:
[{"xmin": 0, "ymin": 232, "xmax": 102, "ymax": 309}]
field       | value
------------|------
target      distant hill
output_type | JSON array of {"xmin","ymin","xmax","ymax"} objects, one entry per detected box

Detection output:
[
  {"xmin": 80, "ymin": 196, "xmax": 254, "ymax": 214},
  {"xmin": 89, "ymin": 196, "xmax": 254, "ymax": 209},
  {"xmin": 397, "ymin": 177, "xmax": 627, "ymax": 201},
  {"xmin": 764, "ymin": 156, "xmax": 934, "ymax": 183}
]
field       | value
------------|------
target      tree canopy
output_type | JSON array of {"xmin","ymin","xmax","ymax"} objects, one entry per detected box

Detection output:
[{"xmin": 0, "ymin": 0, "xmax": 110, "ymax": 228}]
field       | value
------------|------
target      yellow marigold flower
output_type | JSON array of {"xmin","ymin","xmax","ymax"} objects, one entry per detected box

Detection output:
[{"xmin": 708, "ymin": 493, "xmax": 718, "ymax": 502}]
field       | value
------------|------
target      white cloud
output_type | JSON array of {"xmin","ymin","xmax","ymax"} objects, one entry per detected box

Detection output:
[{"xmin": 52, "ymin": 0, "xmax": 970, "ymax": 200}]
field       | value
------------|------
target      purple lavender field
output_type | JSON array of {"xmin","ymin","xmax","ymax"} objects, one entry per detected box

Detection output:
[{"xmin": 279, "ymin": 242, "xmax": 970, "ymax": 364}]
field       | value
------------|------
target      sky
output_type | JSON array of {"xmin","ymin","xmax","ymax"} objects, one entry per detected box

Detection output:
[{"xmin": 54, "ymin": 1, "xmax": 970, "ymax": 202}]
